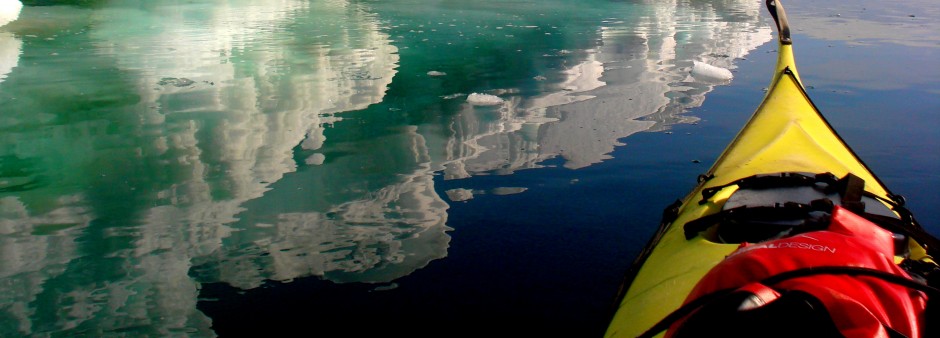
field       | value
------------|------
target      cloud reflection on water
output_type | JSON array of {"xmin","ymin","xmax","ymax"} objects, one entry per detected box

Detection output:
[
  {"xmin": 0, "ymin": 32, "xmax": 18, "ymax": 82},
  {"xmin": 436, "ymin": 0, "xmax": 771, "ymax": 173},
  {"xmin": 0, "ymin": 0, "xmax": 406, "ymax": 335}
]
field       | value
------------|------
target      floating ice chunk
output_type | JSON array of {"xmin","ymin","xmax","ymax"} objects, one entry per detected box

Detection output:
[
  {"xmin": 0, "ymin": 0, "xmax": 22, "ymax": 28},
  {"xmin": 441, "ymin": 93, "xmax": 465, "ymax": 100},
  {"xmin": 158, "ymin": 77, "xmax": 196, "ymax": 87},
  {"xmin": 691, "ymin": 61, "xmax": 733, "ymax": 81},
  {"xmin": 0, "ymin": 32, "xmax": 21, "ymax": 83},
  {"xmin": 427, "ymin": 70, "xmax": 446, "ymax": 76},
  {"xmin": 305, "ymin": 153, "xmax": 325, "ymax": 165},
  {"xmin": 466, "ymin": 93, "xmax": 504, "ymax": 106},
  {"xmin": 445, "ymin": 188, "xmax": 474, "ymax": 202},
  {"xmin": 491, "ymin": 187, "xmax": 527, "ymax": 195}
]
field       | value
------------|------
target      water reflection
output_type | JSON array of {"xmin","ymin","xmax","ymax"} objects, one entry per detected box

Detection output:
[
  {"xmin": 434, "ymin": 0, "xmax": 771, "ymax": 174},
  {"xmin": 768, "ymin": 0, "xmax": 940, "ymax": 91},
  {"xmin": 1, "ymin": 0, "xmax": 403, "ymax": 335},
  {"xmin": 195, "ymin": 124, "xmax": 452, "ymax": 288},
  {"xmin": 0, "ymin": 0, "xmax": 773, "ymax": 336},
  {"xmin": 0, "ymin": 32, "xmax": 17, "ymax": 83},
  {"xmin": 784, "ymin": 0, "xmax": 940, "ymax": 48}
]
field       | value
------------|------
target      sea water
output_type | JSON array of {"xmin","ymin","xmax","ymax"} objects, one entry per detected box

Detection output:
[{"xmin": 0, "ymin": 0, "xmax": 937, "ymax": 336}]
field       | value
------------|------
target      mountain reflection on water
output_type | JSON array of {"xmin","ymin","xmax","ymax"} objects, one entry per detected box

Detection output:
[{"xmin": 0, "ymin": 0, "xmax": 771, "ymax": 335}]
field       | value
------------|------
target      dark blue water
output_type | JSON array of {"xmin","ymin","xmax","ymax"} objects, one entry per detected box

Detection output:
[{"xmin": 0, "ymin": 0, "xmax": 937, "ymax": 336}]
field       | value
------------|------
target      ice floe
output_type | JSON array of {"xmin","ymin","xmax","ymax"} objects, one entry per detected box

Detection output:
[
  {"xmin": 691, "ymin": 61, "xmax": 733, "ymax": 81},
  {"xmin": 0, "ymin": 0, "xmax": 22, "ymax": 28},
  {"xmin": 445, "ymin": 188, "xmax": 474, "ymax": 202},
  {"xmin": 490, "ymin": 187, "xmax": 527, "ymax": 195},
  {"xmin": 466, "ymin": 93, "xmax": 504, "ymax": 106}
]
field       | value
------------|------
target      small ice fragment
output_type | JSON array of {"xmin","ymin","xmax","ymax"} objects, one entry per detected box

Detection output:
[
  {"xmin": 446, "ymin": 188, "xmax": 474, "ymax": 202},
  {"xmin": 533, "ymin": 75, "xmax": 547, "ymax": 81},
  {"xmin": 466, "ymin": 93, "xmax": 504, "ymax": 106},
  {"xmin": 441, "ymin": 93, "xmax": 465, "ymax": 100},
  {"xmin": 427, "ymin": 71, "xmax": 447, "ymax": 76},
  {"xmin": 158, "ymin": 77, "xmax": 196, "ymax": 87},
  {"xmin": 305, "ymin": 153, "xmax": 325, "ymax": 165},
  {"xmin": 691, "ymin": 61, "xmax": 733, "ymax": 81},
  {"xmin": 491, "ymin": 187, "xmax": 527, "ymax": 195},
  {"xmin": 0, "ymin": 0, "xmax": 22, "ymax": 28}
]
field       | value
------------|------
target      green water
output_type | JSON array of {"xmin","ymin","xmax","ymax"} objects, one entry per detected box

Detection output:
[{"xmin": 1, "ymin": 0, "xmax": 938, "ymax": 336}]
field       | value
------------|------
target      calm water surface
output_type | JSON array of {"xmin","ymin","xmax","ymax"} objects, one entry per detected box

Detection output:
[{"xmin": 0, "ymin": 0, "xmax": 937, "ymax": 336}]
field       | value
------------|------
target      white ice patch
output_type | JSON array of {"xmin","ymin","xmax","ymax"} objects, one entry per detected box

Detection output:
[
  {"xmin": 0, "ymin": 32, "xmax": 21, "ymax": 83},
  {"xmin": 466, "ymin": 93, "xmax": 504, "ymax": 106},
  {"xmin": 0, "ymin": 0, "xmax": 23, "ymax": 28},
  {"xmin": 427, "ymin": 70, "xmax": 446, "ymax": 76},
  {"xmin": 441, "ymin": 93, "xmax": 465, "ymax": 100},
  {"xmin": 305, "ymin": 153, "xmax": 325, "ymax": 165},
  {"xmin": 445, "ymin": 188, "xmax": 474, "ymax": 202},
  {"xmin": 691, "ymin": 61, "xmax": 733, "ymax": 81},
  {"xmin": 490, "ymin": 187, "xmax": 527, "ymax": 196}
]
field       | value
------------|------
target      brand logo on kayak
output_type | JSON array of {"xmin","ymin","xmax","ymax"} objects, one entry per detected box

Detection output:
[
  {"xmin": 731, "ymin": 238, "xmax": 837, "ymax": 257},
  {"xmin": 765, "ymin": 241, "xmax": 837, "ymax": 253}
]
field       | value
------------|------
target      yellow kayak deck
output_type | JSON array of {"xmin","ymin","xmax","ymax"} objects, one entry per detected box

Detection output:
[{"xmin": 604, "ymin": 1, "xmax": 908, "ymax": 336}]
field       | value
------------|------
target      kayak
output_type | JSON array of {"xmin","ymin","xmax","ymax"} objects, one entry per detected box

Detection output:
[{"xmin": 604, "ymin": 1, "xmax": 939, "ymax": 337}]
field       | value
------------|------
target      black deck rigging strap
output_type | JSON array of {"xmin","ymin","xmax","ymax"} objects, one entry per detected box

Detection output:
[
  {"xmin": 683, "ymin": 200, "xmax": 831, "ymax": 240},
  {"xmin": 698, "ymin": 172, "xmax": 835, "ymax": 205},
  {"xmin": 698, "ymin": 172, "xmax": 878, "ymax": 205},
  {"xmin": 687, "ymin": 171, "xmax": 940, "ymax": 258},
  {"xmin": 636, "ymin": 266, "xmax": 940, "ymax": 338},
  {"xmin": 684, "ymin": 201, "xmax": 940, "ymax": 264}
]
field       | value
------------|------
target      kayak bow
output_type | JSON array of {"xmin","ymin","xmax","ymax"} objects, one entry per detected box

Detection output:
[{"xmin": 604, "ymin": 1, "xmax": 937, "ymax": 337}]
